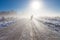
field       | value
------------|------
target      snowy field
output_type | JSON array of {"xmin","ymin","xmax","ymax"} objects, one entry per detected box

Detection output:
[
  {"xmin": 0, "ymin": 17, "xmax": 16, "ymax": 28},
  {"xmin": 0, "ymin": 16, "xmax": 60, "ymax": 40},
  {"xmin": 37, "ymin": 17, "xmax": 60, "ymax": 33}
]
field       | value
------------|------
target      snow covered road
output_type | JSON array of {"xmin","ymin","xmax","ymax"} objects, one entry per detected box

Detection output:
[{"xmin": 0, "ymin": 17, "xmax": 60, "ymax": 40}]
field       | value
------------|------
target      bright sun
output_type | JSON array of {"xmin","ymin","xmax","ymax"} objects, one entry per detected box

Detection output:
[
  {"xmin": 30, "ymin": 1, "xmax": 42, "ymax": 10},
  {"xmin": 28, "ymin": 0, "xmax": 43, "ymax": 18},
  {"xmin": 31, "ymin": 1, "xmax": 40, "ymax": 10}
]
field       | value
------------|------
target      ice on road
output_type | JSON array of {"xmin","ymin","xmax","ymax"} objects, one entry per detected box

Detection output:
[{"xmin": 0, "ymin": 17, "xmax": 60, "ymax": 40}]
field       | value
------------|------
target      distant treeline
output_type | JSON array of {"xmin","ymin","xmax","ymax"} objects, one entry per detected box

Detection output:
[{"xmin": 0, "ymin": 10, "xmax": 16, "ymax": 15}]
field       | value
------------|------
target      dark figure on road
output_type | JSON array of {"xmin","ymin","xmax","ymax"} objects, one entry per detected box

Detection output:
[{"xmin": 31, "ymin": 15, "xmax": 33, "ymax": 20}]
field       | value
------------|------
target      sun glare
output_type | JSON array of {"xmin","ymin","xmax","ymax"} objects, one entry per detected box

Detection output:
[
  {"xmin": 29, "ymin": 0, "xmax": 43, "ymax": 18},
  {"xmin": 30, "ymin": 1, "xmax": 40, "ymax": 10}
]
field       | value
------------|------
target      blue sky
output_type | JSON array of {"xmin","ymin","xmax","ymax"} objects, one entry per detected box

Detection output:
[
  {"xmin": 0, "ymin": 0, "xmax": 60, "ymax": 13},
  {"xmin": 0, "ymin": 0, "xmax": 29, "ymax": 11},
  {"xmin": 43, "ymin": 0, "xmax": 60, "ymax": 13}
]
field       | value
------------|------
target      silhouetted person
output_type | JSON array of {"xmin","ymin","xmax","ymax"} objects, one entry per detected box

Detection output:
[{"xmin": 31, "ymin": 15, "xmax": 33, "ymax": 20}]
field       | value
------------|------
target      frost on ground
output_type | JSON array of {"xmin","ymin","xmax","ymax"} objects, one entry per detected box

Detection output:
[
  {"xmin": 37, "ymin": 17, "xmax": 60, "ymax": 33},
  {"xmin": 0, "ymin": 17, "xmax": 16, "ymax": 28}
]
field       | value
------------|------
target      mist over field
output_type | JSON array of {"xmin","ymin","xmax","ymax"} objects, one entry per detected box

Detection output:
[{"xmin": 0, "ymin": 0, "xmax": 60, "ymax": 40}]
